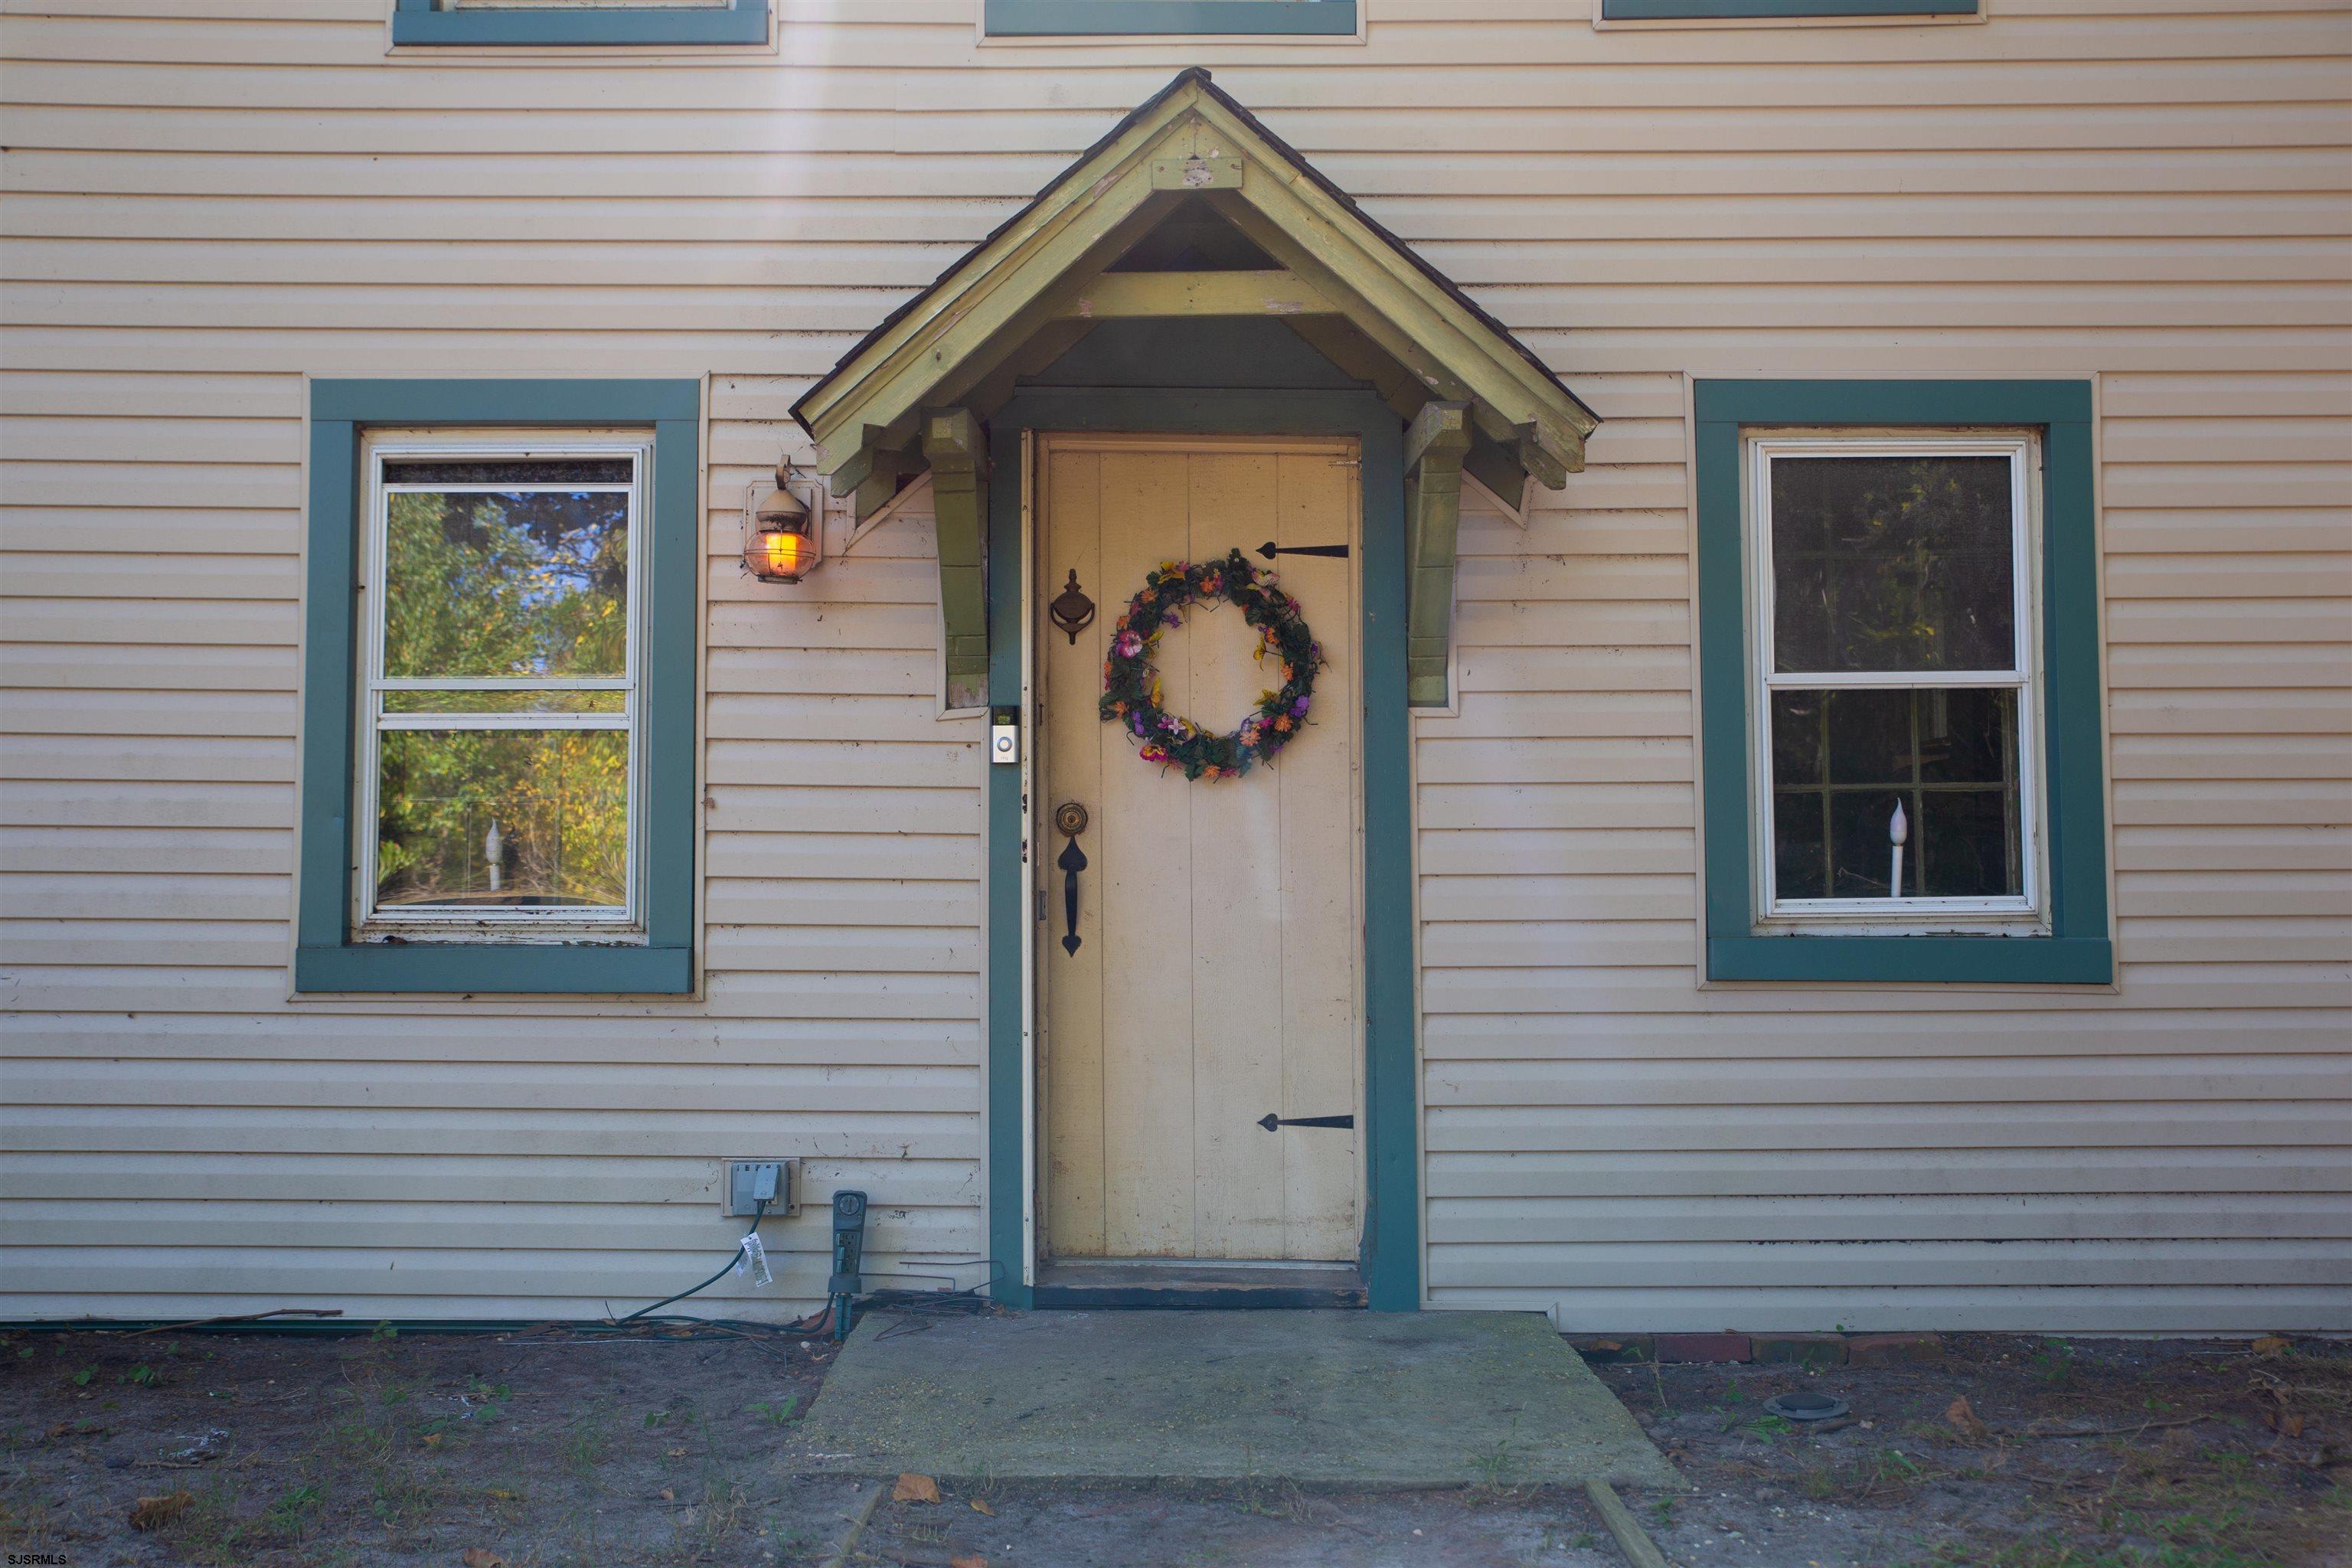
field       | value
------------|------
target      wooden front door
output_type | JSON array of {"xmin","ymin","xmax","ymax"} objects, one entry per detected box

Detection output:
[{"xmin": 1036, "ymin": 434, "xmax": 1362, "ymax": 1264}]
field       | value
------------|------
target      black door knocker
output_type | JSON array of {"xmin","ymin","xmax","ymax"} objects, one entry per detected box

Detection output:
[
  {"xmin": 1048, "ymin": 569, "xmax": 1097, "ymax": 645},
  {"xmin": 1054, "ymin": 800, "xmax": 1089, "ymax": 955}
]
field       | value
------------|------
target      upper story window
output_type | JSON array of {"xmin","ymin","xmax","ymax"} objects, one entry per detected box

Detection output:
[
  {"xmin": 983, "ymin": 0, "xmax": 1358, "ymax": 38},
  {"xmin": 1600, "ymin": 0, "xmax": 1975, "ymax": 20},
  {"xmin": 361, "ymin": 439, "xmax": 648, "ymax": 939},
  {"xmin": 1752, "ymin": 435, "xmax": 2037, "ymax": 923},
  {"xmin": 390, "ymin": 0, "xmax": 770, "ymax": 47}
]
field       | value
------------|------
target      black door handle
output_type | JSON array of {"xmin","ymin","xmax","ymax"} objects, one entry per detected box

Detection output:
[{"xmin": 1054, "ymin": 802, "xmax": 1088, "ymax": 956}]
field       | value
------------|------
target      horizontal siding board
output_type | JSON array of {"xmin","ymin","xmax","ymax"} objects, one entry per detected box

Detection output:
[
  {"xmin": 14, "ymin": 234, "xmax": 2352, "ymax": 289},
  {"xmin": 1424, "ymin": 1240, "xmax": 2352, "ymax": 1289},
  {"xmin": 1, "ymin": 1106, "xmax": 985, "ymax": 1160},
  {"xmin": 1423, "ymin": 1008, "xmax": 2352, "ymax": 1058},
  {"xmin": 0, "ymin": 1151, "xmax": 977, "ymax": 1207},
  {"xmin": 1423, "ymin": 1102, "xmax": 2346, "ymax": 1152},
  {"xmin": 1426, "ymin": 1193, "xmax": 2352, "ymax": 1244},
  {"xmin": 1423, "ymin": 1055, "xmax": 2352, "ymax": 1107},
  {"xmin": 2, "ymin": 1060, "xmax": 978, "ymax": 1115},
  {"xmin": 1427, "ymin": 1145, "xmax": 2352, "ymax": 1198}
]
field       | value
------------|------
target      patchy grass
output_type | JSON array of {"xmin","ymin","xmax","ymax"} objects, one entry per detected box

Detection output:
[
  {"xmin": 0, "ymin": 1325, "xmax": 844, "ymax": 1567},
  {"xmin": 1604, "ymin": 1334, "xmax": 2350, "ymax": 1568}
]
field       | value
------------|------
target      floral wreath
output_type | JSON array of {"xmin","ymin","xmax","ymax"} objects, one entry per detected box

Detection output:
[{"xmin": 1099, "ymin": 548, "xmax": 1323, "ymax": 782}]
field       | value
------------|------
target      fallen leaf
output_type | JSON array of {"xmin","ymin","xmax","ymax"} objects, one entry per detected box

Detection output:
[
  {"xmin": 129, "ymin": 1491, "xmax": 191, "ymax": 1531},
  {"xmin": 459, "ymin": 1549, "xmax": 507, "ymax": 1568},
  {"xmin": 1945, "ymin": 1396, "xmax": 1991, "ymax": 1441},
  {"xmin": 659, "ymin": 1488, "xmax": 675, "ymax": 1501},
  {"xmin": 666, "ymin": 1446, "xmax": 688, "ymax": 1458},
  {"xmin": 950, "ymin": 1557, "xmax": 987, "ymax": 1568},
  {"xmin": 420, "ymin": 1432, "xmax": 443, "ymax": 1449},
  {"xmin": 2252, "ymin": 1334, "xmax": 2292, "ymax": 1358},
  {"xmin": 893, "ymin": 1472, "xmax": 941, "ymax": 1504},
  {"xmin": 969, "ymin": 1498, "xmax": 995, "ymax": 1516},
  {"xmin": 2265, "ymin": 1410, "xmax": 2306, "ymax": 1439}
]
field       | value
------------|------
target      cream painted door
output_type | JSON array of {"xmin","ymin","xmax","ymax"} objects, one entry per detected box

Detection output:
[{"xmin": 1037, "ymin": 435, "xmax": 1361, "ymax": 1263}]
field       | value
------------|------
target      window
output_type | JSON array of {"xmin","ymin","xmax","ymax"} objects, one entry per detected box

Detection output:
[
  {"xmin": 1601, "ymin": 0, "xmax": 1974, "ymax": 19},
  {"xmin": 1696, "ymin": 381, "xmax": 2110, "ymax": 985},
  {"xmin": 983, "ymin": 0, "xmax": 1357, "ymax": 38},
  {"xmin": 1754, "ymin": 435, "xmax": 2037, "ymax": 920},
  {"xmin": 300, "ymin": 381, "xmax": 699, "ymax": 995},
  {"xmin": 390, "ymin": 0, "xmax": 769, "ymax": 47},
  {"xmin": 361, "ymin": 441, "xmax": 646, "ymax": 938}
]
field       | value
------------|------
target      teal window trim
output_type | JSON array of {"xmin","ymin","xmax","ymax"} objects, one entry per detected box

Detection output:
[
  {"xmin": 391, "ymin": 0, "xmax": 767, "ymax": 47},
  {"xmin": 983, "ymin": 387, "xmax": 1418, "ymax": 1311},
  {"xmin": 985, "ymin": 1, "xmax": 1357, "ymax": 36},
  {"xmin": 1604, "ymin": 0, "xmax": 1973, "ymax": 18},
  {"xmin": 1694, "ymin": 379, "xmax": 2110, "ymax": 985},
  {"xmin": 298, "ymin": 379, "xmax": 701, "ymax": 995}
]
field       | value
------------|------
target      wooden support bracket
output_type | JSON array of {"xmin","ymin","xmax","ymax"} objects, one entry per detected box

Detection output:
[
  {"xmin": 923, "ymin": 407, "xmax": 990, "ymax": 712},
  {"xmin": 1403, "ymin": 401, "xmax": 1473, "ymax": 709},
  {"xmin": 851, "ymin": 445, "xmax": 924, "ymax": 522}
]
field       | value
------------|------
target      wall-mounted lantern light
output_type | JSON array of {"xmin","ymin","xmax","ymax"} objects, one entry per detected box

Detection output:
[{"xmin": 743, "ymin": 461, "xmax": 822, "ymax": 583}]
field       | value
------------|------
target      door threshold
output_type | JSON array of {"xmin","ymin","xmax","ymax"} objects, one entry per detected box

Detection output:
[{"xmin": 1034, "ymin": 1261, "xmax": 1367, "ymax": 1311}]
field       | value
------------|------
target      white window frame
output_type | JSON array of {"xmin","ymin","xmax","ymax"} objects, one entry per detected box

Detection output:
[
  {"xmin": 1744, "ymin": 430, "xmax": 2046, "ymax": 933},
  {"xmin": 354, "ymin": 430, "xmax": 654, "ymax": 942}
]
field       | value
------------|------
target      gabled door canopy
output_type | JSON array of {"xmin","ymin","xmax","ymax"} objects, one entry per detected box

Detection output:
[{"xmin": 791, "ymin": 68, "xmax": 1599, "ymax": 707}]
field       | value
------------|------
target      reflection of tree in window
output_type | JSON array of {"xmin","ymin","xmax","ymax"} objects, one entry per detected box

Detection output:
[
  {"xmin": 376, "ymin": 730, "xmax": 626, "ymax": 908},
  {"xmin": 1767, "ymin": 453, "xmax": 2025, "ymax": 904},
  {"xmin": 383, "ymin": 488, "xmax": 628, "ymax": 679},
  {"xmin": 371, "ymin": 472, "xmax": 633, "ymax": 915}
]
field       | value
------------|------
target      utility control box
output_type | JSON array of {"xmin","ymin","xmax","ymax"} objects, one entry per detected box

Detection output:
[{"xmin": 723, "ymin": 1159, "xmax": 795, "ymax": 1218}]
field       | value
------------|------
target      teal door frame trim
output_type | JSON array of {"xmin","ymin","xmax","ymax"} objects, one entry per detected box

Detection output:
[
  {"xmin": 296, "ymin": 377, "xmax": 701, "ymax": 995},
  {"xmin": 1694, "ymin": 377, "xmax": 2112, "ymax": 985},
  {"xmin": 984, "ymin": 387, "xmax": 1419, "ymax": 1311},
  {"xmin": 391, "ymin": 0, "xmax": 768, "ymax": 47}
]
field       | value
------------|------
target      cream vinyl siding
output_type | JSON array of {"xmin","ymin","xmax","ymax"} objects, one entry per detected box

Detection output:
[{"xmin": 3, "ymin": 0, "xmax": 2348, "ymax": 1327}]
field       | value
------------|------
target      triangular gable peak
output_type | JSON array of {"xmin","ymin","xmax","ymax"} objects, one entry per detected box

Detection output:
[{"xmin": 792, "ymin": 68, "xmax": 1596, "ymax": 518}]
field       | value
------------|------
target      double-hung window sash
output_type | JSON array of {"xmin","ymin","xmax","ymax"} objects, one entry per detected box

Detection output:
[
  {"xmin": 1751, "ymin": 435, "xmax": 2040, "ymax": 923},
  {"xmin": 358, "ymin": 440, "xmax": 650, "ymax": 939}
]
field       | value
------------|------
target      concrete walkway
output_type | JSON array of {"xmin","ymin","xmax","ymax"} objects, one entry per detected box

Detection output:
[{"xmin": 789, "ymin": 1309, "xmax": 1680, "ymax": 1488}]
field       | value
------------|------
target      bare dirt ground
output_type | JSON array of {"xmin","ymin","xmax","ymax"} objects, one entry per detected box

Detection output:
[{"xmin": 0, "ymin": 1321, "xmax": 2343, "ymax": 1567}]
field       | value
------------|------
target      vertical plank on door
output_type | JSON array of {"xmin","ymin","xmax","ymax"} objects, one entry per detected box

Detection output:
[
  {"xmin": 1276, "ymin": 448, "xmax": 1363, "ymax": 1261},
  {"xmin": 1041, "ymin": 446, "xmax": 1106, "ymax": 1258},
  {"xmin": 1185, "ymin": 449, "xmax": 1287, "ymax": 1259},
  {"xmin": 1096, "ymin": 449, "xmax": 1197, "ymax": 1256}
]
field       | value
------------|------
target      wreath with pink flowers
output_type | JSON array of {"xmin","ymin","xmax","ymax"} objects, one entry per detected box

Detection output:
[{"xmin": 1099, "ymin": 549, "xmax": 1323, "ymax": 782}]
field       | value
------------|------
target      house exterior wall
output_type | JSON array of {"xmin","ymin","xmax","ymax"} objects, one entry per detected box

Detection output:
[{"xmin": 2, "ymin": 0, "xmax": 2347, "ymax": 1328}]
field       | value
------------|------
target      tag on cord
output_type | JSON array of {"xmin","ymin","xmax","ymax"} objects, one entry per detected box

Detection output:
[{"xmin": 735, "ymin": 1232, "xmax": 773, "ymax": 1288}]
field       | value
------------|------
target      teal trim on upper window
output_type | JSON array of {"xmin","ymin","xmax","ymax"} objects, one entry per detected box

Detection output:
[
  {"xmin": 1694, "ymin": 379, "xmax": 2111, "ymax": 986},
  {"xmin": 297, "ymin": 379, "xmax": 701, "ymax": 995},
  {"xmin": 985, "ymin": 0, "xmax": 1356, "ymax": 36},
  {"xmin": 1603, "ymin": 0, "xmax": 1972, "ymax": 18},
  {"xmin": 391, "ymin": 0, "xmax": 767, "ymax": 47}
]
